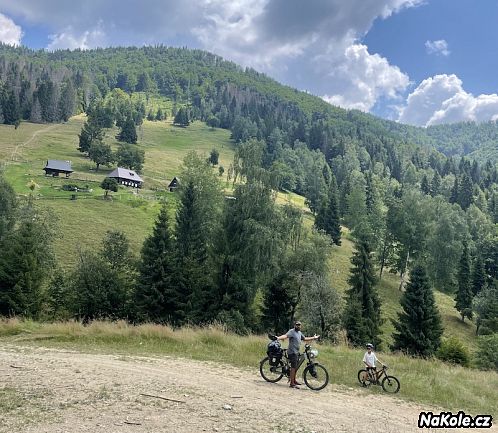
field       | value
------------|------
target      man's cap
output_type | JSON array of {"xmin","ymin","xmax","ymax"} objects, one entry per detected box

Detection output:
[
  {"xmin": 294, "ymin": 321, "xmax": 302, "ymax": 326},
  {"xmin": 366, "ymin": 343, "xmax": 373, "ymax": 348}
]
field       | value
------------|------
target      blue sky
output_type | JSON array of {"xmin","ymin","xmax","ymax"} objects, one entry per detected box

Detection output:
[{"xmin": 1, "ymin": 0, "xmax": 497, "ymax": 127}]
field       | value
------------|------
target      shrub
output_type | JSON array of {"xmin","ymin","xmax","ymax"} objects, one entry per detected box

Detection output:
[
  {"xmin": 474, "ymin": 334, "xmax": 498, "ymax": 371},
  {"xmin": 436, "ymin": 337, "xmax": 470, "ymax": 367}
]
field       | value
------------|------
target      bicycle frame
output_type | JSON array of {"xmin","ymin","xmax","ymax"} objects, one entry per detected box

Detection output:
[{"xmin": 279, "ymin": 345, "xmax": 315, "ymax": 375}]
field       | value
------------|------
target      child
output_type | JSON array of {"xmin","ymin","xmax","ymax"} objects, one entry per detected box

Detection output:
[{"xmin": 363, "ymin": 343, "xmax": 384, "ymax": 383}]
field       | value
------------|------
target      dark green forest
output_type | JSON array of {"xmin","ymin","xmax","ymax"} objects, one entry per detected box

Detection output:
[{"xmin": 0, "ymin": 44, "xmax": 497, "ymax": 369}]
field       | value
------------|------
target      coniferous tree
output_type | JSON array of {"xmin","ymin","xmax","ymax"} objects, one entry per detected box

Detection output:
[
  {"xmin": 458, "ymin": 173, "xmax": 473, "ymax": 210},
  {"xmin": 343, "ymin": 234, "xmax": 382, "ymax": 347},
  {"xmin": 3, "ymin": 89, "xmax": 20, "ymax": 125},
  {"xmin": 391, "ymin": 263, "xmax": 443, "ymax": 356},
  {"xmin": 421, "ymin": 175, "xmax": 431, "ymax": 195},
  {"xmin": 471, "ymin": 254, "xmax": 486, "ymax": 296},
  {"xmin": 134, "ymin": 204, "xmax": 178, "ymax": 323},
  {"xmin": 315, "ymin": 174, "xmax": 341, "ymax": 245},
  {"xmin": 262, "ymin": 273, "xmax": 296, "ymax": 334},
  {"xmin": 58, "ymin": 78, "xmax": 76, "ymax": 121},
  {"xmin": 116, "ymin": 116, "xmax": 137, "ymax": 143},
  {"xmin": 174, "ymin": 107, "xmax": 190, "ymax": 126},
  {"xmin": 430, "ymin": 172, "xmax": 441, "ymax": 196},
  {"xmin": 455, "ymin": 242, "xmax": 473, "ymax": 321}
]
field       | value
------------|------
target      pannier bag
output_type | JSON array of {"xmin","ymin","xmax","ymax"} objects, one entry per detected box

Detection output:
[{"xmin": 267, "ymin": 340, "xmax": 283, "ymax": 366}]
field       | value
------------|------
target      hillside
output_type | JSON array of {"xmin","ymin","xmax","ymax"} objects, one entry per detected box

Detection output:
[{"xmin": 0, "ymin": 117, "xmax": 480, "ymax": 351}]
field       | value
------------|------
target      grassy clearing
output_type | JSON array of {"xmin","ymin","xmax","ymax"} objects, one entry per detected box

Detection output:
[
  {"xmin": 0, "ymin": 319, "xmax": 495, "ymax": 415},
  {"xmin": 0, "ymin": 117, "xmax": 234, "ymax": 268}
]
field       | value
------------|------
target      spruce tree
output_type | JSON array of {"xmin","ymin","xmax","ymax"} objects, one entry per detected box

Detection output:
[
  {"xmin": 174, "ymin": 180, "xmax": 215, "ymax": 323},
  {"xmin": 316, "ymin": 174, "xmax": 341, "ymax": 245},
  {"xmin": 458, "ymin": 173, "xmax": 473, "ymax": 210},
  {"xmin": 343, "ymin": 234, "xmax": 382, "ymax": 347},
  {"xmin": 450, "ymin": 177, "xmax": 459, "ymax": 204},
  {"xmin": 134, "ymin": 204, "xmax": 179, "ymax": 323},
  {"xmin": 455, "ymin": 242, "xmax": 473, "ymax": 321},
  {"xmin": 430, "ymin": 172, "xmax": 441, "ymax": 196},
  {"xmin": 117, "ymin": 116, "xmax": 137, "ymax": 144},
  {"xmin": 471, "ymin": 254, "xmax": 486, "ymax": 296},
  {"xmin": 391, "ymin": 263, "xmax": 443, "ymax": 356}
]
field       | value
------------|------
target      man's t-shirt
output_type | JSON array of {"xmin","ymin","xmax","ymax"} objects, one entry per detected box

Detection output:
[
  {"xmin": 363, "ymin": 351, "xmax": 378, "ymax": 367},
  {"xmin": 286, "ymin": 328, "xmax": 305, "ymax": 355}
]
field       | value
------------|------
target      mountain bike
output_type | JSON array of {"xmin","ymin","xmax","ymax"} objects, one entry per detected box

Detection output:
[
  {"xmin": 259, "ymin": 337, "xmax": 329, "ymax": 391},
  {"xmin": 357, "ymin": 365, "xmax": 400, "ymax": 393}
]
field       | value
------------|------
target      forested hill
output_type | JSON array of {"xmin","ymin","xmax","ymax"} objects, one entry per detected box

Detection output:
[{"xmin": 0, "ymin": 43, "xmax": 497, "ymax": 164}]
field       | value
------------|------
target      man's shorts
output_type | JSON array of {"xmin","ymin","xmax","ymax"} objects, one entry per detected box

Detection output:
[{"xmin": 288, "ymin": 353, "xmax": 299, "ymax": 368}]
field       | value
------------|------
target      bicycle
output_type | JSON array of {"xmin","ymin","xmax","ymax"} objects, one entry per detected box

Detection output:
[
  {"xmin": 357, "ymin": 365, "xmax": 400, "ymax": 393},
  {"xmin": 259, "ymin": 336, "xmax": 329, "ymax": 391}
]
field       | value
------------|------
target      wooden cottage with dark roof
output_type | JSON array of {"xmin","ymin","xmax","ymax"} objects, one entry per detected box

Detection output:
[
  {"xmin": 107, "ymin": 167, "xmax": 143, "ymax": 188},
  {"xmin": 44, "ymin": 160, "xmax": 73, "ymax": 177},
  {"xmin": 168, "ymin": 176, "xmax": 180, "ymax": 192}
]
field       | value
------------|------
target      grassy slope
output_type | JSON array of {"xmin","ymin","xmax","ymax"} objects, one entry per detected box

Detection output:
[
  {"xmin": 0, "ymin": 116, "xmax": 480, "ymax": 351},
  {"xmin": 0, "ymin": 116, "xmax": 234, "ymax": 268},
  {"xmin": 0, "ymin": 320, "xmax": 495, "ymax": 415}
]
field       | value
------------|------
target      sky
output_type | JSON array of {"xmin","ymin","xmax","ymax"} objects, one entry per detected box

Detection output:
[{"xmin": 0, "ymin": 0, "xmax": 497, "ymax": 127}]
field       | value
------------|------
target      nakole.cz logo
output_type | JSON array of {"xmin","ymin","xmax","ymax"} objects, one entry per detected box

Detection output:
[{"xmin": 418, "ymin": 411, "xmax": 493, "ymax": 429}]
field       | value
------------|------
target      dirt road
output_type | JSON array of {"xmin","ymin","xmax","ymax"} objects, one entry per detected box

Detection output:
[{"xmin": 0, "ymin": 345, "xmax": 493, "ymax": 433}]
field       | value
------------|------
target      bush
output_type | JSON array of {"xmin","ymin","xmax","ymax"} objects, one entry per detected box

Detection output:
[
  {"xmin": 474, "ymin": 334, "xmax": 498, "ymax": 371},
  {"xmin": 62, "ymin": 184, "xmax": 78, "ymax": 191},
  {"xmin": 436, "ymin": 337, "xmax": 470, "ymax": 367}
]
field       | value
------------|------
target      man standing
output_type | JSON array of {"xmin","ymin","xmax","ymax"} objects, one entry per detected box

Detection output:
[{"xmin": 276, "ymin": 321, "xmax": 319, "ymax": 388}]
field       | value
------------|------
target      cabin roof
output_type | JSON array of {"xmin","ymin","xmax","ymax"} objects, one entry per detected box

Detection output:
[{"xmin": 107, "ymin": 167, "xmax": 143, "ymax": 182}]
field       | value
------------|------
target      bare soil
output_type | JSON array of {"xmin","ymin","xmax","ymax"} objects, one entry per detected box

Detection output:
[{"xmin": 0, "ymin": 345, "xmax": 494, "ymax": 433}]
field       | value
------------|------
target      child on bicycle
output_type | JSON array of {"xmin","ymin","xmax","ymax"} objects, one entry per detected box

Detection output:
[{"xmin": 363, "ymin": 343, "xmax": 384, "ymax": 383}]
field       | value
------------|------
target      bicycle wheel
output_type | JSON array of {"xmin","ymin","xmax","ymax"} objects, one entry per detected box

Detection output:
[
  {"xmin": 303, "ymin": 363, "xmax": 329, "ymax": 391},
  {"xmin": 381, "ymin": 375, "xmax": 400, "ymax": 393},
  {"xmin": 259, "ymin": 357, "xmax": 284, "ymax": 383},
  {"xmin": 357, "ymin": 369, "xmax": 372, "ymax": 387}
]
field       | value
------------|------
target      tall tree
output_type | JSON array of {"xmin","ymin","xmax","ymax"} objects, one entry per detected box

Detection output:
[
  {"xmin": 134, "ymin": 204, "xmax": 178, "ymax": 323},
  {"xmin": 116, "ymin": 116, "xmax": 138, "ymax": 144},
  {"xmin": 315, "ymin": 174, "xmax": 341, "ymax": 245},
  {"xmin": 343, "ymin": 234, "xmax": 382, "ymax": 347},
  {"xmin": 455, "ymin": 241, "xmax": 473, "ymax": 322},
  {"xmin": 391, "ymin": 263, "xmax": 443, "ymax": 356},
  {"xmin": 78, "ymin": 120, "xmax": 104, "ymax": 154},
  {"xmin": 471, "ymin": 254, "xmax": 486, "ymax": 296}
]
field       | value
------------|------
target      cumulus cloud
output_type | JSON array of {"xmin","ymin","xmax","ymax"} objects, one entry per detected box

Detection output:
[
  {"xmin": 0, "ymin": 0, "xmax": 423, "ymax": 110},
  {"xmin": 398, "ymin": 74, "xmax": 498, "ymax": 126},
  {"xmin": 425, "ymin": 39, "xmax": 450, "ymax": 56},
  {"xmin": 322, "ymin": 44, "xmax": 409, "ymax": 111},
  {"xmin": 0, "ymin": 13, "xmax": 22, "ymax": 45}
]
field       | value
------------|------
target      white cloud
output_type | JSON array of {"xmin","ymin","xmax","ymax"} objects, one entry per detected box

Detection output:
[
  {"xmin": 0, "ymin": 13, "xmax": 22, "ymax": 45},
  {"xmin": 322, "ymin": 44, "xmax": 409, "ymax": 111},
  {"xmin": 425, "ymin": 39, "xmax": 450, "ymax": 56},
  {"xmin": 398, "ymin": 74, "xmax": 498, "ymax": 126},
  {"xmin": 47, "ymin": 24, "xmax": 105, "ymax": 50}
]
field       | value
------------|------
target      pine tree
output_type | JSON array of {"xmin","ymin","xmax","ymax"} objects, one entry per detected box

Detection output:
[
  {"xmin": 173, "ymin": 180, "xmax": 215, "ymax": 323},
  {"xmin": 58, "ymin": 78, "xmax": 76, "ymax": 121},
  {"xmin": 174, "ymin": 107, "xmax": 190, "ymax": 126},
  {"xmin": 430, "ymin": 172, "xmax": 441, "ymax": 196},
  {"xmin": 471, "ymin": 254, "xmax": 486, "ymax": 296},
  {"xmin": 134, "ymin": 204, "xmax": 179, "ymax": 323},
  {"xmin": 455, "ymin": 242, "xmax": 473, "ymax": 321},
  {"xmin": 262, "ymin": 274, "xmax": 296, "ymax": 334},
  {"xmin": 116, "ymin": 116, "xmax": 137, "ymax": 143},
  {"xmin": 391, "ymin": 263, "xmax": 443, "ymax": 356},
  {"xmin": 458, "ymin": 173, "xmax": 473, "ymax": 210},
  {"xmin": 343, "ymin": 235, "xmax": 382, "ymax": 347},
  {"xmin": 315, "ymin": 175, "xmax": 341, "ymax": 245}
]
